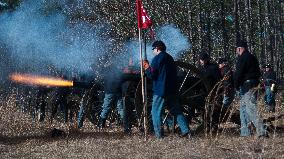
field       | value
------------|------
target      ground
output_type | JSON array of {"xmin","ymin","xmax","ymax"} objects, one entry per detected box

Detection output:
[{"xmin": 0, "ymin": 92, "xmax": 283, "ymax": 159}]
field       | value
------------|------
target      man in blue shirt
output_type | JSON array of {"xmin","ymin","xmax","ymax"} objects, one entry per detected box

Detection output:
[{"xmin": 143, "ymin": 40, "xmax": 190, "ymax": 139}]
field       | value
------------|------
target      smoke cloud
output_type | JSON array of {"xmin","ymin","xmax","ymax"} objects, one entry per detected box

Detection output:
[
  {"xmin": 0, "ymin": 0, "xmax": 191, "ymax": 85},
  {"xmin": 123, "ymin": 24, "xmax": 191, "ymax": 67},
  {"xmin": 0, "ymin": 0, "xmax": 112, "ymax": 82}
]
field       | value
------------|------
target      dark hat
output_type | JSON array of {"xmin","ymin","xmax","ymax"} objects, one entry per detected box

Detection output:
[
  {"xmin": 152, "ymin": 40, "xmax": 166, "ymax": 51},
  {"xmin": 199, "ymin": 52, "xmax": 210, "ymax": 60},
  {"xmin": 218, "ymin": 58, "xmax": 228, "ymax": 64},
  {"xmin": 236, "ymin": 40, "xmax": 248, "ymax": 48}
]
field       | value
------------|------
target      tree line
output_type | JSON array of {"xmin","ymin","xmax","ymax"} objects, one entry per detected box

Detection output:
[{"xmin": 1, "ymin": 0, "xmax": 284, "ymax": 80}]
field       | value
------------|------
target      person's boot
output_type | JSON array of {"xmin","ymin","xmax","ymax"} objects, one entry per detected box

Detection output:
[
  {"xmin": 39, "ymin": 112, "xmax": 45, "ymax": 122},
  {"xmin": 97, "ymin": 117, "xmax": 106, "ymax": 129}
]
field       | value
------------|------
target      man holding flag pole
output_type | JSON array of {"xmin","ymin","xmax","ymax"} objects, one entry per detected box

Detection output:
[
  {"xmin": 142, "ymin": 41, "xmax": 190, "ymax": 139},
  {"xmin": 136, "ymin": 0, "xmax": 190, "ymax": 139}
]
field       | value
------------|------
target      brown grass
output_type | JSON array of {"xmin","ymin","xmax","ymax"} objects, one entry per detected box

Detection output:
[{"xmin": 0, "ymin": 92, "xmax": 283, "ymax": 159}]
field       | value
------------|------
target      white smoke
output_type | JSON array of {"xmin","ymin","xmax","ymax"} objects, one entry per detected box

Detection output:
[
  {"xmin": 123, "ymin": 24, "xmax": 191, "ymax": 67},
  {"xmin": 0, "ymin": 0, "xmax": 113, "ymax": 78}
]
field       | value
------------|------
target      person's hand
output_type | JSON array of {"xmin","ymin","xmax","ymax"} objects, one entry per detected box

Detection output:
[{"xmin": 142, "ymin": 60, "xmax": 150, "ymax": 70}]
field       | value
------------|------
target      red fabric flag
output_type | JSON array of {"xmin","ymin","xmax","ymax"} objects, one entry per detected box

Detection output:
[{"xmin": 136, "ymin": 0, "xmax": 152, "ymax": 29}]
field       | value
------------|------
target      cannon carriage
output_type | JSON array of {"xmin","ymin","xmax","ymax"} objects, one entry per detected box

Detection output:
[
  {"xmin": 76, "ymin": 61, "xmax": 236, "ymax": 135},
  {"xmin": 133, "ymin": 61, "xmax": 241, "ymax": 135},
  {"xmin": 12, "ymin": 61, "xmax": 282, "ymax": 137}
]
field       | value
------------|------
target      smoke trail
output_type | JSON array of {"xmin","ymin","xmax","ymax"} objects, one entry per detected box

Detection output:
[
  {"xmin": 0, "ymin": 0, "xmax": 113, "ymax": 81},
  {"xmin": 156, "ymin": 24, "xmax": 191, "ymax": 58},
  {"xmin": 0, "ymin": 0, "xmax": 191, "ymax": 86}
]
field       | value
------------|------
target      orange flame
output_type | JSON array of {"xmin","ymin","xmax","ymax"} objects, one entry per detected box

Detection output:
[{"xmin": 10, "ymin": 73, "xmax": 73, "ymax": 87}]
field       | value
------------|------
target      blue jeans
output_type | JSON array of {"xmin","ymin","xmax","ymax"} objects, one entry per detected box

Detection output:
[
  {"xmin": 77, "ymin": 98, "xmax": 96, "ymax": 128},
  {"xmin": 100, "ymin": 93, "xmax": 129, "ymax": 131},
  {"xmin": 77, "ymin": 100, "xmax": 85, "ymax": 128},
  {"xmin": 239, "ymin": 87, "xmax": 266, "ymax": 137},
  {"xmin": 264, "ymin": 86, "xmax": 275, "ymax": 110},
  {"xmin": 100, "ymin": 93, "xmax": 124, "ymax": 118},
  {"xmin": 151, "ymin": 95, "xmax": 189, "ymax": 138}
]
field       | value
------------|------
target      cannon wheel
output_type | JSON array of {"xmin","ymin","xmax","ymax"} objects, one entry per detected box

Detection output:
[
  {"xmin": 134, "ymin": 61, "xmax": 212, "ymax": 135},
  {"xmin": 78, "ymin": 79, "xmax": 142, "ymax": 129},
  {"xmin": 203, "ymin": 78, "xmax": 240, "ymax": 137},
  {"xmin": 75, "ymin": 83, "xmax": 105, "ymax": 127}
]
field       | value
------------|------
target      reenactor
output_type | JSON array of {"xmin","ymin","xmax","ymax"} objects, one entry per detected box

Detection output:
[
  {"xmin": 262, "ymin": 64, "xmax": 277, "ymax": 112},
  {"xmin": 143, "ymin": 40, "xmax": 190, "ymax": 139},
  {"xmin": 234, "ymin": 40, "xmax": 267, "ymax": 138},
  {"xmin": 199, "ymin": 52, "xmax": 222, "ymax": 131},
  {"xmin": 199, "ymin": 52, "xmax": 222, "ymax": 89},
  {"xmin": 97, "ymin": 63, "xmax": 131, "ymax": 134},
  {"xmin": 35, "ymin": 86, "xmax": 49, "ymax": 122}
]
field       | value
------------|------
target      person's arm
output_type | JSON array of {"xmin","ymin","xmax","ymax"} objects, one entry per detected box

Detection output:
[
  {"xmin": 143, "ymin": 58, "xmax": 160, "ymax": 80},
  {"xmin": 234, "ymin": 57, "xmax": 245, "ymax": 89}
]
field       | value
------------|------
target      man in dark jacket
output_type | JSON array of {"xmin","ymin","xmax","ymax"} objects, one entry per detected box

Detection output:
[
  {"xmin": 262, "ymin": 64, "xmax": 277, "ymax": 112},
  {"xmin": 96, "ymin": 63, "xmax": 130, "ymax": 133},
  {"xmin": 143, "ymin": 40, "xmax": 190, "ymax": 139},
  {"xmin": 199, "ymin": 53, "xmax": 221, "ymax": 130},
  {"xmin": 234, "ymin": 40, "xmax": 267, "ymax": 137},
  {"xmin": 199, "ymin": 52, "xmax": 221, "ymax": 90}
]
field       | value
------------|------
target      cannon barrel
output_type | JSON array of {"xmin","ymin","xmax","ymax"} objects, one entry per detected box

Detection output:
[
  {"xmin": 72, "ymin": 72, "xmax": 141, "ymax": 89},
  {"xmin": 72, "ymin": 80, "xmax": 95, "ymax": 89}
]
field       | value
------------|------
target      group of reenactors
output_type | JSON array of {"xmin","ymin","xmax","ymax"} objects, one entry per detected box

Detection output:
[
  {"xmin": 14, "ymin": 40, "xmax": 278, "ymax": 139},
  {"xmin": 198, "ymin": 40, "xmax": 277, "ymax": 138}
]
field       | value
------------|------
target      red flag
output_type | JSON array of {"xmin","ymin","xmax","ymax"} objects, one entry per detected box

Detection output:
[{"xmin": 136, "ymin": 0, "xmax": 152, "ymax": 29}]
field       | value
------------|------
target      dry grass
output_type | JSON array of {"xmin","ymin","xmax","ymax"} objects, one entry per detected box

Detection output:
[{"xmin": 0, "ymin": 92, "xmax": 283, "ymax": 159}]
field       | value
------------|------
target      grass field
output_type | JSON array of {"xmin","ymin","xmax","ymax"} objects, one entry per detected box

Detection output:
[{"xmin": 0, "ymin": 92, "xmax": 283, "ymax": 159}]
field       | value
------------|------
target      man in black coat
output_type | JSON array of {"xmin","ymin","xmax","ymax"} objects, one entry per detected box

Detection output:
[
  {"xmin": 199, "ymin": 52, "xmax": 221, "ymax": 90},
  {"xmin": 199, "ymin": 52, "xmax": 221, "ymax": 130},
  {"xmin": 234, "ymin": 40, "xmax": 267, "ymax": 137}
]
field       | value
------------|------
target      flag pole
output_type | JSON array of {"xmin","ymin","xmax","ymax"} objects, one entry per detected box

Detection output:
[
  {"xmin": 138, "ymin": 27, "xmax": 147, "ymax": 141},
  {"xmin": 143, "ymin": 30, "xmax": 148, "ymax": 141},
  {"xmin": 136, "ymin": 0, "xmax": 152, "ymax": 141}
]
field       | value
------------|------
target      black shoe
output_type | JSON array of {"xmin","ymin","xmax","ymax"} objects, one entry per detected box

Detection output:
[
  {"xmin": 258, "ymin": 133, "xmax": 269, "ymax": 139},
  {"xmin": 97, "ymin": 118, "xmax": 106, "ymax": 128},
  {"xmin": 51, "ymin": 128, "xmax": 66, "ymax": 138},
  {"xmin": 124, "ymin": 128, "xmax": 132, "ymax": 135},
  {"xmin": 39, "ymin": 113, "xmax": 45, "ymax": 122},
  {"xmin": 179, "ymin": 132, "xmax": 191, "ymax": 139}
]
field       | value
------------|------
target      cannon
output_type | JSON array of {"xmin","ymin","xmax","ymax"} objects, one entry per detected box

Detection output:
[
  {"xmin": 33, "ymin": 61, "xmax": 221, "ymax": 134},
  {"xmin": 133, "ymin": 61, "xmax": 212, "ymax": 134},
  {"xmin": 11, "ymin": 61, "xmax": 282, "ymax": 137},
  {"xmin": 76, "ymin": 61, "xmax": 214, "ymax": 134},
  {"xmin": 87, "ymin": 61, "xmax": 282, "ymax": 136}
]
